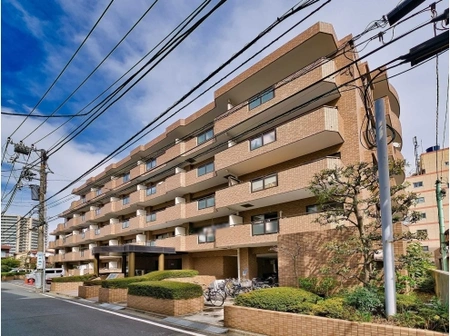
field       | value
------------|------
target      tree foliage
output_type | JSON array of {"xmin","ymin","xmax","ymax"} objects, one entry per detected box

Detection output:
[
  {"xmin": 1, "ymin": 257, "xmax": 21, "ymax": 272},
  {"xmin": 308, "ymin": 159, "xmax": 424, "ymax": 286}
]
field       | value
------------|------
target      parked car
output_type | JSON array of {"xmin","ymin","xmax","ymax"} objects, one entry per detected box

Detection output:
[{"xmin": 25, "ymin": 268, "xmax": 65, "ymax": 284}]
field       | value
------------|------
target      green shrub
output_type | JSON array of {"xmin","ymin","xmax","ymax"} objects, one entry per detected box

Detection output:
[
  {"xmin": 144, "ymin": 269, "xmax": 198, "ymax": 281},
  {"xmin": 83, "ymin": 279, "xmax": 103, "ymax": 286},
  {"xmin": 344, "ymin": 286, "xmax": 383, "ymax": 314},
  {"xmin": 128, "ymin": 281, "xmax": 203, "ymax": 300},
  {"xmin": 234, "ymin": 287, "xmax": 320, "ymax": 313},
  {"xmin": 298, "ymin": 276, "xmax": 338, "ymax": 297},
  {"xmin": 53, "ymin": 275, "xmax": 95, "ymax": 283},
  {"xmin": 312, "ymin": 297, "xmax": 347, "ymax": 319},
  {"xmin": 396, "ymin": 293, "xmax": 422, "ymax": 313},
  {"xmin": 101, "ymin": 269, "xmax": 199, "ymax": 289}
]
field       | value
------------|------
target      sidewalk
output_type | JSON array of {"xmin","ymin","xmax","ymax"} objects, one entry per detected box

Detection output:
[{"xmin": 9, "ymin": 280, "xmax": 260, "ymax": 336}]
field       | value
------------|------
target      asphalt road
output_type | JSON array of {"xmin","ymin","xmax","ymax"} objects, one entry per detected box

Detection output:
[{"xmin": 1, "ymin": 282, "xmax": 206, "ymax": 336}]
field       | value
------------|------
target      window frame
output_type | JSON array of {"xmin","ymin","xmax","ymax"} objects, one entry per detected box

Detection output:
[
  {"xmin": 146, "ymin": 185, "xmax": 157, "ymax": 196},
  {"xmin": 251, "ymin": 174, "xmax": 278, "ymax": 192},
  {"xmin": 197, "ymin": 162, "xmax": 214, "ymax": 177},
  {"xmin": 123, "ymin": 195, "xmax": 130, "ymax": 205},
  {"xmin": 248, "ymin": 88, "xmax": 275, "ymax": 110},
  {"xmin": 197, "ymin": 195, "xmax": 215, "ymax": 210},
  {"xmin": 413, "ymin": 181, "xmax": 423, "ymax": 188},
  {"xmin": 249, "ymin": 130, "xmax": 276, "ymax": 151},
  {"xmin": 146, "ymin": 213, "xmax": 157, "ymax": 222},
  {"xmin": 420, "ymin": 212, "xmax": 427, "ymax": 219},
  {"xmin": 251, "ymin": 212, "xmax": 279, "ymax": 236},
  {"xmin": 122, "ymin": 220, "xmax": 129, "ymax": 229},
  {"xmin": 96, "ymin": 189, "xmax": 102, "ymax": 196},
  {"xmin": 417, "ymin": 197, "xmax": 425, "ymax": 203},
  {"xmin": 123, "ymin": 172, "xmax": 130, "ymax": 183},
  {"xmin": 146, "ymin": 159, "xmax": 157, "ymax": 171},
  {"xmin": 197, "ymin": 129, "xmax": 214, "ymax": 145}
]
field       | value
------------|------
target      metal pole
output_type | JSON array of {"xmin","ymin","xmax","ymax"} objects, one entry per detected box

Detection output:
[
  {"xmin": 436, "ymin": 179, "xmax": 448, "ymax": 271},
  {"xmin": 374, "ymin": 99, "xmax": 397, "ymax": 316},
  {"xmin": 38, "ymin": 149, "xmax": 47, "ymax": 294}
]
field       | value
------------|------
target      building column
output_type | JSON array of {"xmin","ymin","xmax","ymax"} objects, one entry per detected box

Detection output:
[
  {"xmin": 121, "ymin": 253, "xmax": 127, "ymax": 274},
  {"xmin": 128, "ymin": 252, "xmax": 135, "ymax": 277},
  {"xmin": 182, "ymin": 254, "xmax": 194, "ymax": 270},
  {"xmin": 94, "ymin": 253, "xmax": 100, "ymax": 276},
  {"xmin": 158, "ymin": 254, "xmax": 165, "ymax": 271}
]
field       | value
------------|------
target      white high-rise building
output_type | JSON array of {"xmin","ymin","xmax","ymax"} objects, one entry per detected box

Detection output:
[{"xmin": 1, "ymin": 215, "xmax": 43, "ymax": 254}]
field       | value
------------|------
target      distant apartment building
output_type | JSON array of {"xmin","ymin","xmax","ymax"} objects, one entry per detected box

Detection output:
[
  {"xmin": 405, "ymin": 147, "xmax": 449, "ymax": 256},
  {"xmin": 1, "ymin": 215, "xmax": 42, "ymax": 255},
  {"xmin": 49, "ymin": 22, "xmax": 404, "ymax": 282}
]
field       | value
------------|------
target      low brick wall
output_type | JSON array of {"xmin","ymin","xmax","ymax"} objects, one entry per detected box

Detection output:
[
  {"xmin": 224, "ymin": 306, "xmax": 446, "ymax": 336},
  {"xmin": 432, "ymin": 270, "xmax": 449, "ymax": 306},
  {"xmin": 162, "ymin": 275, "xmax": 216, "ymax": 290},
  {"xmin": 98, "ymin": 287, "xmax": 128, "ymax": 303},
  {"xmin": 127, "ymin": 294, "xmax": 203, "ymax": 316},
  {"xmin": 1, "ymin": 275, "xmax": 25, "ymax": 281},
  {"xmin": 78, "ymin": 285, "xmax": 101, "ymax": 299},
  {"xmin": 50, "ymin": 282, "xmax": 84, "ymax": 293}
]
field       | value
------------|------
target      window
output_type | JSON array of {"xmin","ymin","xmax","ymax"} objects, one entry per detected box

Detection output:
[
  {"xmin": 249, "ymin": 88, "xmax": 274, "ymax": 110},
  {"xmin": 306, "ymin": 205, "xmax": 319, "ymax": 214},
  {"xmin": 146, "ymin": 185, "xmax": 157, "ymax": 196},
  {"xmin": 123, "ymin": 172, "xmax": 130, "ymax": 183},
  {"xmin": 251, "ymin": 213, "xmax": 278, "ymax": 236},
  {"xmin": 197, "ymin": 129, "xmax": 214, "ymax": 145},
  {"xmin": 198, "ymin": 228, "xmax": 215, "ymax": 244},
  {"xmin": 198, "ymin": 195, "xmax": 215, "ymax": 210},
  {"xmin": 95, "ymin": 229, "xmax": 100, "ymax": 235},
  {"xmin": 81, "ymin": 196, "xmax": 86, "ymax": 203},
  {"xmin": 251, "ymin": 174, "xmax": 278, "ymax": 192},
  {"xmin": 95, "ymin": 208, "xmax": 101, "ymax": 216},
  {"xmin": 250, "ymin": 130, "xmax": 276, "ymax": 150},
  {"xmin": 445, "ymin": 161, "xmax": 449, "ymax": 166},
  {"xmin": 422, "ymin": 246, "xmax": 429, "ymax": 252},
  {"xmin": 198, "ymin": 162, "xmax": 214, "ymax": 176},
  {"xmin": 146, "ymin": 213, "xmax": 156, "ymax": 222},
  {"xmin": 420, "ymin": 212, "xmax": 427, "ymax": 219},
  {"xmin": 123, "ymin": 195, "xmax": 130, "ymax": 205},
  {"xmin": 96, "ymin": 189, "xmax": 102, "ymax": 196},
  {"xmin": 122, "ymin": 220, "xmax": 129, "ymax": 229},
  {"xmin": 81, "ymin": 213, "xmax": 86, "ymax": 221},
  {"xmin": 156, "ymin": 232, "xmax": 172, "ymax": 240},
  {"xmin": 146, "ymin": 159, "xmax": 156, "ymax": 171},
  {"xmin": 417, "ymin": 197, "xmax": 425, "ymax": 203},
  {"xmin": 413, "ymin": 181, "xmax": 423, "ymax": 188}
]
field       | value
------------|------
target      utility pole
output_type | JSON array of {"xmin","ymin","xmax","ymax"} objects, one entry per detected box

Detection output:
[
  {"xmin": 374, "ymin": 99, "xmax": 397, "ymax": 316},
  {"xmin": 436, "ymin": 179, "xmax": 448, "ymax": 271},
  {"xmin": 37, "ymin": 149, "xmax": 48, "ymax": 293}
]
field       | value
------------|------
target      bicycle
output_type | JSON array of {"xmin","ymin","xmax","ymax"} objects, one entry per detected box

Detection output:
[{"xmin": 203, "ymin": 286, "xmax": 226, "ymax": 306}]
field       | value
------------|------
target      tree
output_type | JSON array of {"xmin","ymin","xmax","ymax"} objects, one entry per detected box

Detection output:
[
  {"xmin": 308, "ymin": 159, "xmax": 423, "ymax": 286},
  {"xmin": 1, "ymin": 257, "xmax": 21, "ymax": 272},
  {"xmin": 270, "ymin": 242, "xmax": 302, "ymax": 288}
]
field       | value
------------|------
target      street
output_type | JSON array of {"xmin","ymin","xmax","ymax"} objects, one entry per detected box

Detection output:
[{"xmin": 1, "ymin": 282, "xmax": 206, "ymax": 336}]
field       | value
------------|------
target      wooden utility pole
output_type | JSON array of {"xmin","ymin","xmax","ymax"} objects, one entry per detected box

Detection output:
[{"xmin": 37, "ymin": 149, "xmax": 48, "ymax": 293}]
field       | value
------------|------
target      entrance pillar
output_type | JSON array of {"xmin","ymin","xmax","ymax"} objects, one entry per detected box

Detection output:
[
  {"xmin": 158, "ymin": 253, "xmax": 165, "ymax": 271},
  {"xmin": 121, "ymin": 253, "xmax": 127, "ymax": 274},
  {"xmin": 94, "ymin": 253, "xmax": 100, "ymax": 276},
  {"xmin": 128, "ymin": 252, "xmax": 135, "ymax": 277}
]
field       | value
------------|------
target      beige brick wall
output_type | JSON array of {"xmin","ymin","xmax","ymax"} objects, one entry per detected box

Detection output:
[
  {"xmin": 50, "ymin": 282, "xmax": 84, "ymax": 293},
  {"xmin": 127, "ymin": 295, "xmax": 203, "ymax": 316},
  {"xmin": 78, "ymin": 285, "xmax": 101, "ymax": 299},
  {"xmin": 162, "ymin": 275, "xmax": 216, "ymax": 289},
  {"xmin": 224, "ymin": 306, "xmax": 445, "ymax": 336},
  {"xmin": 98, "ymin": 287, "xmax": 128, "ymax": 303}
]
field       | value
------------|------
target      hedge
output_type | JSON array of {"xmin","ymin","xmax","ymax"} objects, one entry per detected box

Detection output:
[
  {"xmin": 101, "ymin": 269, "xmax": 199, "ymax": 289},
  {"xmin": 234, "ymin": 287, "xmax": 320, "ymax": 313},
  {"xmin": 52, "ymin": 275, "xmax": 95, "ymax": 283},
  {"xmin": 128, "ymin": 281, "xmax": 203, "ymax": 300}
]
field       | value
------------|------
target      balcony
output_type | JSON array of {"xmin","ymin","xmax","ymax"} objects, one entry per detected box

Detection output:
[
  {"xmin": 130, "ymin": 164, "xmax": 146, "ymax": 180},
  {"xmin": 216, "ymin": 157, "xmax": 342, "ymax": 211},
  {"xmin": 184, "ymin": 234, "xmax": 215, "ymax": 252},
  {"xmin": 216, "ymin": 106, "xmax": 343, "ymax": 175},
  {"xmin": 185, "ymin": 200, "xmax": 216, "ymax": 221},
  {"xmin": 154, "ymin": 236, "xmax": 182, "ymax": 250},
  {"xmin": 215, "ymin": 59, "xmax": 339, "ymax": 136},
  {"xmin": 129, "ymin": 216, "xmax": 146, "ymax": 233},
  {"xmin": 215, "ymin": 224, "xmax": 277, "ymax": 248},
  {"xmin": 51, "ymin": 223, "xmax": 66, "ymax": 236},
  {"xmin": 142, "ymin": 204, "xmax": 186, "ymax": 230}
]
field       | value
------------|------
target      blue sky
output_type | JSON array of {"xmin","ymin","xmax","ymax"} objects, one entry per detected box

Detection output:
[{"xmin": 1, "ymin": 0, "xmax": 449, "ymax": 232}]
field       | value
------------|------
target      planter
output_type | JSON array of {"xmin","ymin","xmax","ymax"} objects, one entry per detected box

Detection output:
[
  {"xmin": 78, "ymin": 285, "xmax": 101, "ymax": 299},
  {"xmin": 224, "ymin": 306, "xmax": 447, "ymax": 336},
  {"xmin": 98, "ymin": 287, "xmax": 128, "ymax": 303},
  {"xmin": 127, "ymin": 294, "xmax": 204, "ymax": 316},
  {"xmin": 162, "ymin": 275, "xmax": 216, "ymax": 289},
  {"xmin": 1, "ymin": 276, "xmax": 15, "ymax": 281},
  {"xmin": 50, "ymin": 281, "xmax": 84, "ymax": 293}
]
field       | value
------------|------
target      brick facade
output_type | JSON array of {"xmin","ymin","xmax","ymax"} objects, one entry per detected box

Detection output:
[
  {"xmin": 50, "ymin": 281, "xmax": 84, "ymax": 293},
  {"xmin": 127, "ymin": 295, "xmax": 203, "ymax": 316},
  {"xmin": 78, "ymin": 285, "xmax": 101, "ymax": 299},
  {"xmin": 224, "ymin": 306, "xmax": 446, "ymax": 336},
  {"xmin": 98, "ymin": 287, "xmax": 128, "ymax": 303}
]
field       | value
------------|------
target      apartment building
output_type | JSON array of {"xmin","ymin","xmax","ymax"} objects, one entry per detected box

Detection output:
[
  {"xmin": 405, "ymin": 147, "xmax": 449, "ymax": 257},
  {"xmin": 1, "ymin": 215, "xmax": 41, "ymax": 255},
  {"xmin": 49, "ymin": 22, "xmax": 404, "ymax": 282}
]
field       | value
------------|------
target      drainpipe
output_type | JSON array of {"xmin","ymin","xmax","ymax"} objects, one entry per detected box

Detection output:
[{"xmin": 237, "ymin": 248, "xmax": 241, "ymax": 281}]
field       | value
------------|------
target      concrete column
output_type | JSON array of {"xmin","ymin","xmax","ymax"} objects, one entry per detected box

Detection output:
[
  {"xmin": 128, "ymin": 252, "xmax": 136, "ymax": 277},
  {"xmin": 158, "ymin": 254, "xmax": 165, "ymax": 271},
  {"xmin": 182, "ymin": 254, "xmax": 194, "ymax": 270},
  {"xmin": 94, "ymin": 254, "xmax": 100, "ymax": 276}
]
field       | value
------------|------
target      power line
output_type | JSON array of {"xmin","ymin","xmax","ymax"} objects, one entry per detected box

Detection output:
[
  {"xmin": 8, "ymin": 0, "xmax": 115, "ymax": 141},
  {"xmin": 21, "ymin": 0, "xmax": 160, "ymax": 142}
]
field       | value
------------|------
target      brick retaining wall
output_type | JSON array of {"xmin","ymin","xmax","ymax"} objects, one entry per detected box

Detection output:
[
  {"xmin": 224, "ymin": 306, "xmax": 446, "ymax": 336},
  {"xmin": 78, "ymin": 285, "xmax": 101, "ymax": 299},
  {"xmin": 98, "ymin": 287, "xmax": 128, "ymax": 303},
  {"xmin": 127, "ymin": 294, "xmax": 203, "ymax": 316},
  {"xmin": 162, "ymin": 275, "xmax": 216, "ymax": 289},
  {"xmin": 50, "ymin": 282, "xmax": 84, "ymax": 293}
]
